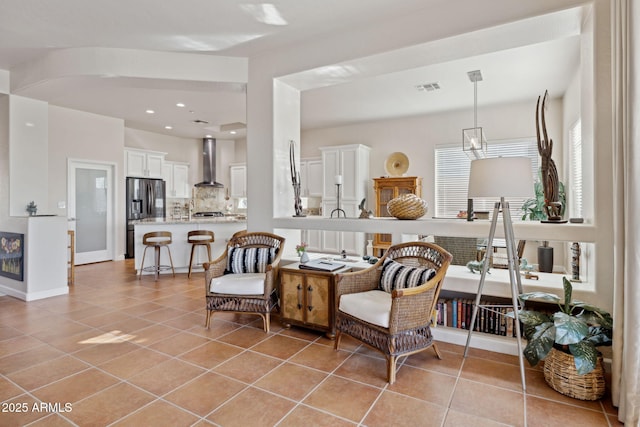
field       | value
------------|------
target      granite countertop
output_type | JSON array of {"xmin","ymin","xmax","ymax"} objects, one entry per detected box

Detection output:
[{"xmin": 131, "ymin": 216, "xmax": 246, "ymax": 225}]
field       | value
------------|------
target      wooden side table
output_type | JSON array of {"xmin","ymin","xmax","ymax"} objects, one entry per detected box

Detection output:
[{"xmin": 279, "ymin": 262, "xmax": 351, "ymax": 339}]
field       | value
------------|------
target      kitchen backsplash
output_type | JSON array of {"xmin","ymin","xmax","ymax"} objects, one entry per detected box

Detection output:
[{"xmin": 193, "ymin": 186, "xmax": 229, "ymax": 213}]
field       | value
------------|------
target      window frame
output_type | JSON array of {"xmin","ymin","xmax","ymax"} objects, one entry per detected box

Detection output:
[{"xmin": 434, "ymin": 137, "xmax": 540, "ymax": 220}]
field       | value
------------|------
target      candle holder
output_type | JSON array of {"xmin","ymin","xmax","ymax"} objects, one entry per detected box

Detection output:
[{"xmin": 330, "ymin": 184, "xmax": 346, "ymax": 218}]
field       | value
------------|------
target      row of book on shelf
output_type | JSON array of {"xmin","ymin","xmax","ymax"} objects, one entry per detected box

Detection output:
[{"xmin": 434, "ymin": 298, "xmax": 521, "ymax": 337}]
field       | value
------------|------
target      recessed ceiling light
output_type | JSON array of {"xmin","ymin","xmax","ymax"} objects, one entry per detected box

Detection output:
[
  {"xmin": 230, "ymin": 131, "xmax": 237, "ymax": 134},
  {"xmin": 164, "ymin": 125, "xmax": 173, "ymax": 130},
  {"xmin": 205, "ymin": 134, "xmax": 212, "ymax": 138},
  {"xmin": 145, "ymin": 109, "xmax": 155, "ymax": 114},
  {"xmin": 176, "ymin": 103, "xmax": 185, "ymax": 108}
]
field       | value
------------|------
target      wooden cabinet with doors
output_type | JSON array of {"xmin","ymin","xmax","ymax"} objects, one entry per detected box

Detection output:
[
  {"xmin": 280, "ymin": 263, "xmax": 351, "ymax": 338},
  {"xmin": 373, "ymin": 176, "xmax": 422, "ymax": 255}
]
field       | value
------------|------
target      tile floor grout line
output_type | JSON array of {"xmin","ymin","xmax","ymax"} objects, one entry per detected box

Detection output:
[{"xmin": 0, "ymin": 263, "xmax": 620, "ymax": 426}]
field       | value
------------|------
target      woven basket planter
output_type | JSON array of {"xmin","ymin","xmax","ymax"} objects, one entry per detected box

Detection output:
[
  {"xmin": 387, "ymin": 194, "xmax": 428, "ymax": 220},
  {"xmin": 543, "ymin": 347, "xmax": 606, "ymax": 400}
]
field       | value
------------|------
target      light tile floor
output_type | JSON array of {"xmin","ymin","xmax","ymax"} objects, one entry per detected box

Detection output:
[{"xmin": 0, "ymin": 260, "xmax": 622, "ymax": 426}]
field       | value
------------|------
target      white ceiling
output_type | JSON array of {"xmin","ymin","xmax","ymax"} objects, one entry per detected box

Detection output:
[{"xmin": 0, "ymin": 1, "xmax": 584, "ymax": 139}]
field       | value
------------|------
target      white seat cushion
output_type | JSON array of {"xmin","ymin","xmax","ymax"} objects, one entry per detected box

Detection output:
[
  {"xmin": 339, "ymin": 290, "xmax": 391, "ymax": 328},
  {"xmin": 209, "ymin": 273, "xmax": 266, "ymax": 295}
]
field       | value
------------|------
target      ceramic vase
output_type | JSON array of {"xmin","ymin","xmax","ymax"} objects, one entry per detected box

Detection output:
[{"xmin": 300, "ymin": 251, "xmax": 310, "ymax": 264}]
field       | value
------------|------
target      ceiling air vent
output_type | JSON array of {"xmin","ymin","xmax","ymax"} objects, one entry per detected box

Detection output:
[
  {"xmin": 192, "ymin": 119, "xmax": 209, "ymax": 124},
  {"xmin": 416, "ymin": 82, "xmax": 441, "ymax": 92}
]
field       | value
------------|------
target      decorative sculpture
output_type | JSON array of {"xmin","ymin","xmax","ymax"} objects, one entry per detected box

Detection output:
[
  {"xmin": 571, "ymin": 242, "xmax": 581, "ymax": 282},
  {"xmin": 26, "ymin": 201, "xmax": 37, "ymax": 216},
  {"xmin": 358, "ymin": 198, "xmax": 372, "ymax": 218},
  {"xmin": 289, "ymin": 140, "xmax": 305, "ymax": 217},
  {"xmin": 535, "ymin": 90, "xmax": 563, "ymax": 221},
  {"xmin": 466, "ymin": 258, "xmax": 490, "ymax": 274}
]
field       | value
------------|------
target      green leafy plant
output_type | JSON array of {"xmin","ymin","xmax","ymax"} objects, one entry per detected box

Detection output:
[
  {"xmin": 511, "ymin": 277, "xmax": 612, "ymax": 375},
  {"xmin": 521, "ymin": 174, "xmax": 566, "ymax": 221}
]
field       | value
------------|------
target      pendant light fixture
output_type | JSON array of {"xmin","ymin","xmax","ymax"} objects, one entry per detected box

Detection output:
[{"xmin": 462, "ymin": 70, "xmax": 487, "ymax": 159}]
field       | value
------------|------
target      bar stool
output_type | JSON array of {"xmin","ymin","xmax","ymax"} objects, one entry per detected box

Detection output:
[
  {"xmin": 139, "ymin": 231, "xmax": 175, "ymax": 281},
  {"xmin": 187, "ymin": 230, "xmax": 215, "ymax": 278}
]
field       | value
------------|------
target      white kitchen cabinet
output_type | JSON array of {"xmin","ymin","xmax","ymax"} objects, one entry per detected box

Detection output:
[
  {"xmin": 303, "ymin": 229, "xmax": 322, "ymax": 252},
  {"xmin": 163, "ymin": 161, "xmax": 190, "ymax": 198},
  {"xmin": 321, "ymin": 199, "xmax": 362, "ymax": 255},
  {"xmin": 125, "ymin": 148, "xmax": 166, "ymax": 178},
  {"xmin": 317, "ymin": 145, "xmax": 370, "ymax": 256},
  {"xmin": 300, "ymin": 158, "xmax": 323, "ymax": 197},
  {"xmin": 320, "ymin": 144, "xmax": 370, "ymax": 201},
  {"xmin": 230, "ymin": 164, "xmax": 247, "ymax": 198}
]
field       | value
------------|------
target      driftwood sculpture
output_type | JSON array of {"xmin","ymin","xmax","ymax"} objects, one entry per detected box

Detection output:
[
  {"xmin": 536, "ymin": 91, "xmax": 562, "ymax": 221},
  {"xmin": 289, "ymin": 140, "xmax": 305, "ymax": 217}
]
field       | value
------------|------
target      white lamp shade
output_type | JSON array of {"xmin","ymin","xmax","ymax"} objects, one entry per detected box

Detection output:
[{"xmin": 468, "ymin": 157, "xmax": 534, "ymax": 198}]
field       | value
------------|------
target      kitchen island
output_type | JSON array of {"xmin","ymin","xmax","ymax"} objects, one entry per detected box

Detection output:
[{"xmin": 131, "ymin": 216, "xmax": 246, "ymax": 276}]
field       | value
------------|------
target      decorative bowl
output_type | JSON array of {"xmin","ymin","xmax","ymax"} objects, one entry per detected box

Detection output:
[{"xmin": 387, "ymin": 194, "xmax": 428, "ymax": 220}]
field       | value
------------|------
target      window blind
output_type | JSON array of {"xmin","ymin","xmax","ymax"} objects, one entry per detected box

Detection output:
[
  {"xmin": 435, "ymin": 138, "xmax": 539, "ymax": 220},
  {"xmin": 570, "ymin": 120, "xmax": 583, "ymax": 218}
]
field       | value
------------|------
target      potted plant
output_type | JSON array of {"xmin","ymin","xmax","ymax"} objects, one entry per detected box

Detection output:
[
  {"xmin": 513, "ymin": 277, "xmax": 612, "ymax": 399},
  {"xmin": 521, "ymin": 174, "xmax": 566, "ymax": 272}
]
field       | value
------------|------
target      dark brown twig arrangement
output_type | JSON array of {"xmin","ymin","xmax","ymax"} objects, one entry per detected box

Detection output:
[
  {"xmin": 289, "ymin": 140, "xmax": 305, "ymax": 217},
  {"xmin": 536, "ymin": 90, "xmax": 562, "ymax": 221}
]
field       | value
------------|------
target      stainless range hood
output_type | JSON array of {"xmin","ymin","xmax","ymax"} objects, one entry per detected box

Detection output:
[{"xmin": 195, "ymin": 137, "xmax": 224, "ymax": 187}]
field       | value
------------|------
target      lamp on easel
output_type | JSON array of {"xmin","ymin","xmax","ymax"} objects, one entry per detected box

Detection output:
[{"xmin": 463, "ymin": 156, "xmax": 533, "ymax": 391}]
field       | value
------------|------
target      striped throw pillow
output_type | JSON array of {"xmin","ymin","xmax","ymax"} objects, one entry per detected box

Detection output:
[
  {"xmin": 226, "ymin": 247, "xmax": 278, "ymax": 274},
  {"xmin": 379, "ymin": 258, "xmax": 436, "ymax": 293}
]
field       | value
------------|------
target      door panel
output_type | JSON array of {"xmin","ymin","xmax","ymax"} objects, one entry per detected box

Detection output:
[
  {"xmin": 305, "ymin": 275, "xmax": 330, "ymax": 327},
  {"xmin": 281, "ymin": 272, "xmax": 305, "ymax": 323},
  {"xmin": 70, "ymin": 161, "xmax": 114, "ymax": 265}
]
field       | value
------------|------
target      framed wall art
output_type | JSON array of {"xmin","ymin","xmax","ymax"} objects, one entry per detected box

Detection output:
[{"xmin": 0, "ymin": 232, "xmax": 24, "ymax": 281}]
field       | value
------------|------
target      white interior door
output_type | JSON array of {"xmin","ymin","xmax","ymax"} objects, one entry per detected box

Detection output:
[{"xmin": 68, "ymin": 160, "xmax": 115, "ymax": 265}]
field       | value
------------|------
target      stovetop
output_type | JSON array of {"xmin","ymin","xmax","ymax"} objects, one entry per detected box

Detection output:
[{"xmin": 193, "ymin": 211, "xmax": 224, "ymax": 217}]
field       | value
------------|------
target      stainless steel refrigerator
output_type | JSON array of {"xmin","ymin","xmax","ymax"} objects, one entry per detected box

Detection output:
[{"xmin": 125, "ymin": 177, "xmax": 166, "ymax": 258}]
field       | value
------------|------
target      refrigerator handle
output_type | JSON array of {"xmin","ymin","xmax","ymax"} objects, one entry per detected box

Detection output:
[
  {"xmin": 146, "ymin": 182, "xmax": 151, "ymax": 215},
  {"xmin": 149, "ymin": 182, "xmax": 155, "ymax": 215}
]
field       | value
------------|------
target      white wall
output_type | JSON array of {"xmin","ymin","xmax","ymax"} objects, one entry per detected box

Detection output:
[
  {"xmin": 48, "ymin": 105, "xmax": 125, "ymax": 256},
  {"xmin": 302, "ymin": 98, "xmax": 564, "ymax": 215},
  {"xmin": 9, "ymin": 96, "xmax": 49, "ymax": 216},
  {"xmin": 248, "ymin": 0, "xmax": 614, "ymax": 310}
]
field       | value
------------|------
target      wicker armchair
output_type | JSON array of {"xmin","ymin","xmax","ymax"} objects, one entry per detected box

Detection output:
[
  {"xmin": 334, "ymin": 241, "xmax": 452, "ymax": 383},
  {"xmin": 203, "ymin": 231, "xmax": 285, "ymax": 333}
]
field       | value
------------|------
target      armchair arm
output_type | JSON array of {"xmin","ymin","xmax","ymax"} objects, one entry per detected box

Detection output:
[
  {"xmin": 335, "ymin": 264, "xmax": 380, "ymax": 297},
  {"xmin": 387, "ymin": 267, "xmax": 448, "ymax": 334},
  {"xmin": 203, "ymin": 250, "xmax": 227, "ymax": 296},
  {"xmin": 262, "ymin": 256, "xmax": 282, "ymax": 298}
]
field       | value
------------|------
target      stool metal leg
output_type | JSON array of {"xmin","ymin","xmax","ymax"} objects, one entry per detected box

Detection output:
[
  {"xmin": 165, "ymin": 245, "xmax": 175, "ymax": 277},
  {"xmin": 188, "ymin": 244, "xmax": 197, "ymax": 278},
  {"xmin": 154, "ymin": 245, "xmax": 161, "ymax": 281},
  {"xmin": 139, "ymin": 246, "xmax": 149, "ymax": 279}
]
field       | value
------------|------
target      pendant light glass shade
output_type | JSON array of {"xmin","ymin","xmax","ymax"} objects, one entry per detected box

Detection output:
[
  {"xmin": 463, "ymin": 127, "xmax": 487, "ymax": 159},
  {"xmin": 463, "ymin": 70, "xmax": 487, "ymax": 159}
]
